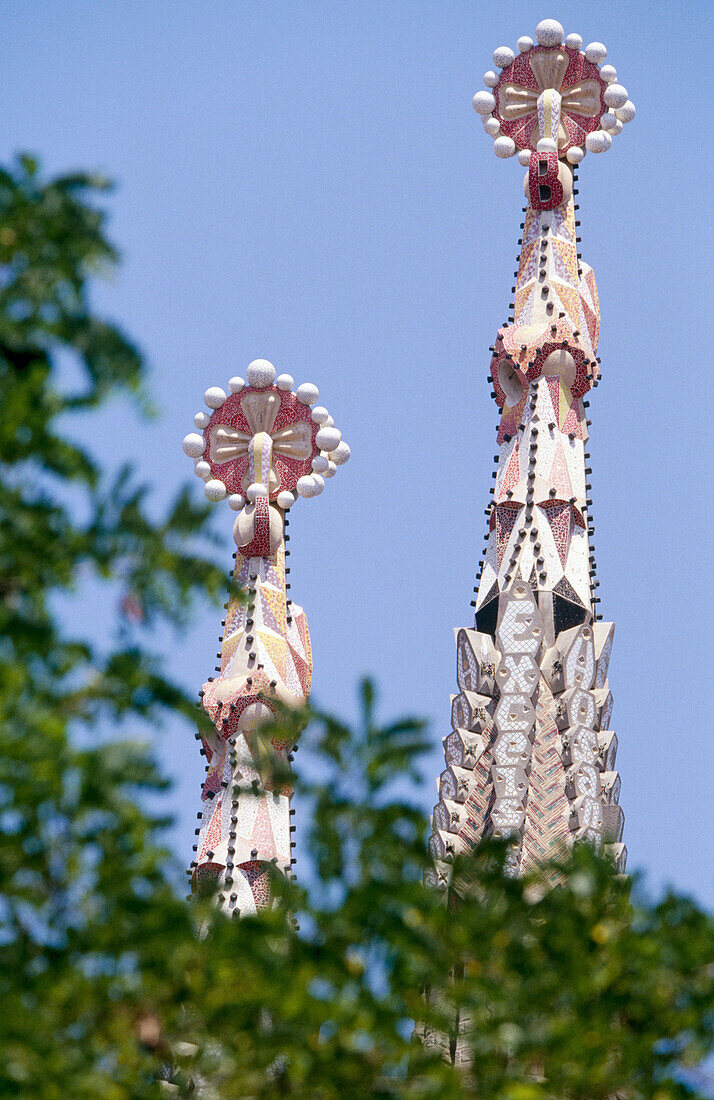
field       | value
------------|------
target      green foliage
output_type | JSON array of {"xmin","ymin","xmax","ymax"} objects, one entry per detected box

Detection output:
[{"xmin": 0, "ymin": 155, "xmax": 712, "ymax": 1098}]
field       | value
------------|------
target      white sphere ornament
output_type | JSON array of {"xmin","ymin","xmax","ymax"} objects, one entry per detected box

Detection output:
[
  {"xmin": 204, "ymin": 386, "xmax": 226, "ymax": 409},
  {"xmin": 246, "ymin": 359, "xmax": 276, "ymax": 388},
  {"xmin": 585, "ymin": 130, "xmax": 610, "ymax": 153},
  {"xmin": 204, "ymin": 479, "xmax": 227, "ymax": 502},
  {"xmin": 312, "ymin": 454, "xmax": 329, "ymax": 473},
  {"xmin": 493, "ymin": 46, "xmax": 515, "ymax": 68},
  {"xmin": 228, "ymin": 376, "xmax": 245, "ymax": 393},
  {"xmin": 323, "ymin": 460, "xmax": 337, "ymax": 478},
  {"xmin": 566, "ymin": 145, "xmax": 585, "ymax": 164},
  {"xmin": 310, "ymin": 405, "xmax": 330, "ymax": 423},
  {"xmin": 473, "ymin": 91, "xmax": 496, "ymax": 116},
  {"xmin": 585, "ymin": 41, "xmax": 607, "ymax": 64},
  {"xmin": 315, "ymin": 425, "xmax": 342, "ymax": 451},
  {"xmin": 599, "ymin": 64, "xmax": 617, "ymax": 83},
  {"xmin": 610, "ymin": 118, "xmax": 623, "ymax": 135},
  {"xmin": 297, "ymin": 475, "xmax": 321, "ymax": 498},
  {"xmin": 518, "ymin": 148, "xmax": 531, "ymax": 166},
  {"xmin": 183, "ymin": 432, "xmax": 206, "ymax": 458},
  {"xmin": 484, "ymin": 117, "xmax": 501, "ymax": 136},
  {"xmin": 277, "ymin": 490, "xmax": 295, "ymax": 509},
  {"xmin": 228, "ymin": 493, "xmax": 246, "ymax": 511},
  {"xmin": 615, "ymin": 100, "xmax": 636, "ymax": 123},
  {"xmin": 330, "ymin": 441, "xmax": 351, "ymax": 465},
  {"xmin": 600, "ymin": 112, "xmax": 619, "ymax": 132},
  {"xmin": 517, "ymin": 35, "xmax": 533, "ymax": 52},
  {"xmin": 276, "ymin": 373, "xmax": 294, "ymax": 390},
  {"xmin": 246, "ymin": 482, "xmax": 268, "ymax": 502},
  {"xmin": 603, "ymin": 83, "xmax": 628, "ymax": 109},
  {"xmin": 296, "ymin": 382, "xmax": 319, "ymax": 405},
  {"xmin": 311, "ymin": 473, "xmax": 325, "ymax": 494},
  {"xmin": 194, "ymin": 460, "xmax": 211, "ymax": 480},
  {"xmin": 194, "ymin": 411, "xmax": 210, "ymax": 429},
  {"xmin": 565, "ymin": 33, "xmax": 583, "ymax": 51},
  {"xmin": 535, "ymin": 19, "xmax": 564, "ymax": 47},
  {"xmin": 494, "ymin": 136, "xmax": 516, "ymax": 158},
  {"xmin": 483, "ymin": 70, "xmax": 499, "ymax": 88},
  {"xmin": 536, "ymin": 137, "xmax": 557, "ymax": 153}
]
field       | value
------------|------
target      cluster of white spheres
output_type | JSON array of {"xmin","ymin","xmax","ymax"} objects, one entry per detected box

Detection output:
[{"xmin": 475, "ymin": 21, "xmax": 634, "ymax": 160}]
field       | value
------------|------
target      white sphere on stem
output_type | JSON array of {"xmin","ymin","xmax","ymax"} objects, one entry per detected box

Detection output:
[
  {"xmin": 315, "ymin": 425, "xmax": 342, "ymax": 452},
  {"xmin": 311, "ymin": 474, "xmax": 325, "ymax": 494},
  {"xmin": 296, "ymin": 383, "xmax": 319, "ymax": 405},
  {"xmin": 566, "ymin": 146, "xmax": 585, "ymax": 164},
  {"xmin": 585, "ymin": 130, "xmax": 610, "ymax": 153},
  {"xmin": 276, "ymin": 373, "xmax": 294, "ymax": 390},
  {"xmin": 600, "ymin": 112, "xmax": 619, "ymax": 132},
  {"xmin": 615, "ymin": 100, "xmax": 636, "ymax": 123},
  {"xmin": 517, "ymin": 35, "xmax": 533, "ymax": 52},
  {"xmin": 473, "ymin": 91, "xmax": 496, "ymax": 116},
  {"xmin": 297, "ymin": 475, "xmax": 320, "ymax": 498},
  {"xmin": 536, "ymin": 137, "xmax": 557, "ymax": 153},
  {"xmin": 310, "ymin": 405, "xmax": 330, "ymax": 423},
  {"xmin": 483, "ymin": 70, "xmax": 499, "ymax": 88},
  {"xmin": 330, "ymin": 441, "xmax": 351, "ymax": 465},
  {"xmin": 534, "ymin": 19, "xmax": 563, "ymax": 47},
  {"xmin": 323, "ymin": 460, "xmax": 337, "ymax": 478},
  {"xmin": 194, "ymin": 460, "xmax": 211, "ymax": 480},
  {"xmin": 246, "ymin": 359, "xmax": 276, "ymax": 388},
  {"xmin": 183, "ymin": 432, "xmax": 206, "ymax": 458},
  {"xmin": 483, "ymin": 117, "xmax": 501, "ymax": 136},
  {"xmin": 228, "ymin": 376, "xmax": 245, "ymax": 393},
  {"xmin": 277, "ymin": 490, "xmax": 295, "ymax": 509},
  {"xmin": 312, "ymin": 454, "xmax": 329, "ymax": 473},
  {"xmin": 204, "ymin": 479, "xmax": 227, "ymax": 502},
  {"xmin": 204, "ymin": 387, "xmax": 226, "ymax": 409},
  {"xmin": 493, "ymin": 46, "xmax": 515, "ymax": 68},
  {"xmin": 585, "ymin": 41, "xmax": 607, "ymax": 64},
  {"xmin": 494, "ymin": 136, "xmax": 516, "ymax": 158},
  {"xmin": 517, "ymin": 148, "xmax": 531, "ymax": 166},
  {"xmin": 194, "ymin": 411, "xmax": 210, "ymax": 429},
  {"xmin": 565, "ymin": 33, "xmax": 582, "ymax": 51},
  {"xmin": 246, "ymin": 482, "xmax": 268, "ymax": 502},
  {"xmin": 228, "ymin": 493, "xmax": 245, "ymax": 511},
  {"xmin": 599, "ymin": 64, "xmax": 617, "ymax": 83},
  {"xmin": 603, "ymin": 83, "xmax": 628, "ymax": 109}
]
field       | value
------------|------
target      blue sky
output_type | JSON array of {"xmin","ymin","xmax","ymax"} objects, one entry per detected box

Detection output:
[{"xmin": 4, "ymin": 1, "xmax": 712, "ymax": 906}]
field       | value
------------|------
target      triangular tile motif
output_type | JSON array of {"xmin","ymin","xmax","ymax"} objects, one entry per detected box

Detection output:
[
  {"xmin": 539, "ymin": 500, "xmax": 573, "ymax": 567},
  {"xmin": 501, "ymin": 443, "xmax": 521, "ymax": 495},
  {"xmin": 552, "ymin": 236, "xmax": 578, "ymax": 285},
  {"xmin": 551, "ymin": 245, "xmax": 575, "ymax": 287},
  {"xmin": 250, "ymin": 798, "xmax": 276, "ymax": 854},
  {"xmin": 495, "ymin": 502, "xmax": 521, "ymax": 567},
  {"xmin": 518, "ymin": 239, "xmax": 538, "ymax": 283},
  {"xmin": 548, "ymin": 438, "xmax": 572, "ymax": 497},
  {"xmin": 553, "ymin": 575, "xmax": 584, "ymax": 606}
]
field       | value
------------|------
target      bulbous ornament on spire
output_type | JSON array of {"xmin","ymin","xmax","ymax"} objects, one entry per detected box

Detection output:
[
  {"xmin": 425, "ymin": 19, "xmax": 634, "ymax": 912},
  {"xmin": 182, "ymin": 360, "xmax": 349, "ymax": 916},
  {"xmin": 473, "ymin": 18, "xmax": 635, "ymax": 164}
]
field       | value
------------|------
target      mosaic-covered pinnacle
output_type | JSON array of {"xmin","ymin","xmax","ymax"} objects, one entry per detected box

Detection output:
[
  {"xmin": 473, "ymin": 20, "xmax": 635, "ymax": 163},
  {"xmin": 182, "ymin": 359, "xmax": 350, "ymax": 517}
]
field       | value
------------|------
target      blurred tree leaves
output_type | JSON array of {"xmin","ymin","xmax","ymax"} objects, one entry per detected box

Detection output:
[{"xmin": 0, "ymin": 156, "xmax": 711, "ymax": 1097}]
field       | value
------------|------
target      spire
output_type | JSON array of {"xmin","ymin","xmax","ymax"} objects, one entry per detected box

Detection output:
[
  {"xmin": 427, "ymin": 19, "xmax": 633, "ymax": 893},
  {"xmin": 182, "ymin": 359, "xmax": 349, "ymax": 915}
]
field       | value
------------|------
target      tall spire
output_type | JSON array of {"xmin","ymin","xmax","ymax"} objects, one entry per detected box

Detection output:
[
  {"xmin": 427, "ymin": 19, "xmax": 634, "ymax": 888},
  {"xmin": 182, "ymin": 359, "xmax": 349, "ymax": 915}
]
